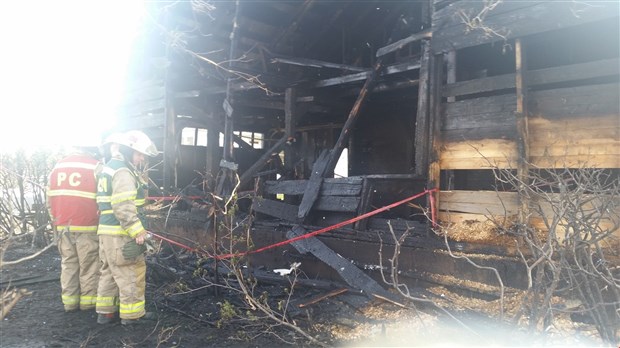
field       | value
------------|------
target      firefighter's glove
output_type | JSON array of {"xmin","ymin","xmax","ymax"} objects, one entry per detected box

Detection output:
[
  {"xmin": 145, "ymin": 239, "xmax": 156, "ymax": 254},
  {"xmin": 122, "ymin": 240, "xmax": 147, "ymax": 259}
]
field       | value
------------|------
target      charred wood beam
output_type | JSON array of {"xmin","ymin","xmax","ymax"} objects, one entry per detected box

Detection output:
[
  {"xmin": 341, "ymin": 78, "xmax": 420, "ymax": 97},
  {"xmin": 363, "ymin": 174, "xmax": 424, "ymax": 180},
  {"xmin": 271, "ymin": 56, "xmax": 367, "ymax": 72},
  {"xmin": 287, "ymin": 225, "xmax": 403, "ymax": 304},
  {"xmin": 230, "ymin": 98, "xmax": 331, "ymax": 114},
  {"xmin": 427, "ymin": 52, "xmax": 444, "ymax": 232},
  {"xmin": 297, "ymin": 149, "xmax": 330, "ymax": 220},
  {"xmin": 323, "ymin": 59, "xmax": 385, "ymax": 177},
  {"xmin": 222, "ymin": 0, "xmax": 241, "ymax": 166},
  {"xmin": 253, "ymin": 197, "xmax": 299, "ymax": 222},
  {"xmin": 264, "ymin": 177, "xmax": 362, "ymax": 196},
  {"xmin": 443, "ymin": 58, "xmax": 620, "ymax": 97},
  {"xmin": 313, "ymin": 60, "xmax": 420, "ymax": 88},
  {"xmin": 414, "ymin": 41, "xmax": 431, "ymax": 177},
  {"xmin": 253, "ymin": 195, "xmax": 360, "ymax": 221},
  {"xmin": 375, "ymin": 29, "xmax": 432, "ymax": 57},
  {"xmin": 354, "ymin": 178, "xmax": 373, "ymax": 231},
  {"xmin": 239, "ymin": 136, "xmax": 289, "ymax": 188},
  {"xmin": 284, "ymin": 87, "xmax": 298, "ymax": 181},
  {"xmin": 296, "ymin": 123, "xmax": 343, "ymax": 132}
]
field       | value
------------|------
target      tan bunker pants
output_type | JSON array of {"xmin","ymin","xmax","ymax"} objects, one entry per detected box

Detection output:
[
  {"xmin": 58, "ymin": 231, "xmax": 100, "ymax": 311},
  {"xmin": 96, "ymin": 235, "xmax": 146, "ymax": 320}
]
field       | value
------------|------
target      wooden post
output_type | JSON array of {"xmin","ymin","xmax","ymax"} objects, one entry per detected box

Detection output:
[
  {"xmin": 217, "ymin": 0, "xmax": 241, "ymax": 198},
  {"xmin": 515, "ymin": 38, "xmax": 530, "ymax": 230},
  {"xmin": 445, "ymin": 50, "xmax": 457, "ymax": 189},
  {"xmin": 446, "ymin": 50, "xmax": 457, "ymax": 102},
  {"xmin": 427, "ymin": 52, "xmax": 444, "ymax": 232},
  {"xmin": 414, "ymin": 41, "xmax": 431, "ymax": 177},
  {"xmin": 284, "ymin": 87, "xmax": 297, "ymax": 180},
  {"xmin": 414, "ymin": 0, "xmax": 433, "ymax": 178},
  {"xmin": 206, "ymin": 119, "xmax": 220, "ymax": 178}
]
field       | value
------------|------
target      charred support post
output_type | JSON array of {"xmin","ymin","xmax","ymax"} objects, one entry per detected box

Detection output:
[
  {"xmin": 515, "ymin": 38, "xmax": 530, "ymax": 230},
  {"xmin": 444, "ymin": 50, "xmax": 457, "ymax": 189},
  {"xmin": 446, "ymin": 51, "xmax": 457, "ymax": 103},
  {"xmin": 354, "ymin": 178, "xmax": 373, "ymax": 231},
  {"xmin": 427, "ymin": 52, "xmax": 444, "ymax": 232},
  {"xmin": 414, "ymin": 41, "xmax": 431, "ymax": 177},
  {"xmin": 284, "ymin": 87, "xmax": 298, "ymax": 180},
  {"xmin": 217, "ymin": 0, "xmax": 241, "ymax": 198}
]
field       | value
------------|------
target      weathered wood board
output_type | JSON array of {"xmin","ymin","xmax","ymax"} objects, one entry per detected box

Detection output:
[
  {"xmin": 432, "ymin": 1, "xmax": 620, "ymax": 52},
  {"xmin": 264, "ymin": 177, "xmax": 363, "ymax": 196},
  {"xmin": 438, "ymin": 190, "xmax": 620, "ymax": 244},
  {"xmin": 440, "ymin": 139, "xmax": 517, "ymax": 169},
  {"xmin": 440, "ymin": 83, "xmax": 620, "ymax": 169}
]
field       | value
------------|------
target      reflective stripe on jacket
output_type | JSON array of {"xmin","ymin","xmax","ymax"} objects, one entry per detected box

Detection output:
[
  {"xmin": 47, "ymin": 154, "xmax": 100, "ymax": 232},
  {"xmin": 96, "ymin": 156, "xmax": 148, "ymax": 238}
]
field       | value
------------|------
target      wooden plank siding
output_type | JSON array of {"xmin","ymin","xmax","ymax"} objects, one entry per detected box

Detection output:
[
  {"xmin": 443, "ymin": 58, "xmax": 619, "ymax": 98},
  {"xmin": 440, "ymin": 83, "xmax": 620, "ymax": 170},
  {"xmin": 264, "ymin": 177, "xmax": 363, "ymax": 196},
  {"xmin": 432, "ymin": 1, "xmax": 620, "ymax": 53},
  {"xmin": 438, "ymin": 190, "xmax": 620, "ymax": 244}
]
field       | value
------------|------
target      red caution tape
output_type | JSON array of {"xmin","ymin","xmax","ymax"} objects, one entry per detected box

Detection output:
[
  {"xmin": 147, "ymin": 188, "xmax": 438, "ymax": 260},
  {"xmin": 215, "ymin": 188, "xmax": 438, "ymax": 260},
  {"xmin": 147, "ymin": 196, "xmax": 204, "ymax": 201}
]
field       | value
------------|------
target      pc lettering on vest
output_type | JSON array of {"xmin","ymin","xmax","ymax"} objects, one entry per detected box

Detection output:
[{"xmin": 57, "ymin": 172, "xmax": 82, "ymax": 187}]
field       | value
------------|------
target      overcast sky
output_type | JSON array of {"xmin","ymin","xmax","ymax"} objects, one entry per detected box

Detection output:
[{"xmin": 0, "ymin": 1, "xmax": 145, "ymax": 152}]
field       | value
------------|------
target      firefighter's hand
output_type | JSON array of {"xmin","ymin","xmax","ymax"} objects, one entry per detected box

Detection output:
[
  {"xmin": 122, "ymin": 240, "xmax": 147, "ymax": 259},
  {"xmin": 135, "ymin": 231, "xmax": 148, "ymax": 245}
]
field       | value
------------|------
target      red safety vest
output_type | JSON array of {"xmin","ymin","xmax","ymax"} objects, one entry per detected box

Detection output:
[{"xmin": 47, "ymin": 154, "xmax": 100, "ymax": 232}]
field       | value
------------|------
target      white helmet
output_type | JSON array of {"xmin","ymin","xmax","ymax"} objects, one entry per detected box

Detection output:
[{"xmin": 122, "ymin": 130, "xmax": 158, "ymax": 157}]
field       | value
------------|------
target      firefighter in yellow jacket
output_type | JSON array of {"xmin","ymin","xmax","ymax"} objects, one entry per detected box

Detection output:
[
  {"xmin": 95, "ymin": 130, "xmax": 158, "ymax": 325},
  {"xmin": 47, "ymin": 145, "xmax": 102, "ymax": 312}
]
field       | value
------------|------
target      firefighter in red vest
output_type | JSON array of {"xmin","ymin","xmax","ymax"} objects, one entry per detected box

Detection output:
[{"xmin": 46, "ymin": 144, "xmax": 102, "ymax": 312}]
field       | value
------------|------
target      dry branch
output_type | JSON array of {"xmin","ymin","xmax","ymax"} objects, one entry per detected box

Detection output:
[{"xmin": 1, "ymin": 288, "xmax": 32, "ymax": 320}]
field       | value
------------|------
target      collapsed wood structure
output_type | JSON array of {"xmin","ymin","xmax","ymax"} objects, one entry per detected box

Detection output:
[{"xmin": 116, "ymin": 1, "xmax": 620, "ymax": 297}]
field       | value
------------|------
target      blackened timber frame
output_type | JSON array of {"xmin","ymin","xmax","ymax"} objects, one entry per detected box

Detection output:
[
  {"xmin": 414, "ymin": 41, "xmax": 431, "ymax": 177},
  {"xmin": 284, "ymin": 87, "xmax": 298, "ymax": 180},
  {"xmin": 427, "ymin": 52, "xmax": 444, "ymax": 231}
]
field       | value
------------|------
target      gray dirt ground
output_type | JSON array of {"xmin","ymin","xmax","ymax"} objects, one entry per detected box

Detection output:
[{"xmin": 0, "ymin": 242, "xmax": 610, "ymax": 348}]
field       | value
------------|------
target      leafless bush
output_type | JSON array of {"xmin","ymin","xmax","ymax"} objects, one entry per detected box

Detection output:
[
  {"xmin": 0, "ymin": 149, "xmax": 60, "ymax": 266},
  {"xmin": 492, "ymin": 165, "xmax": 620, "ymax": 344},
  {"xmin": 163, "ymin": 171, "xmax": 326, "ymax": 346}
]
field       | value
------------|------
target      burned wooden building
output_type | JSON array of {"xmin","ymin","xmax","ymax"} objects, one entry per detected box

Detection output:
[{"xmin": 116, "ymin": 0, "xmax": 619, "ymax": 324}]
